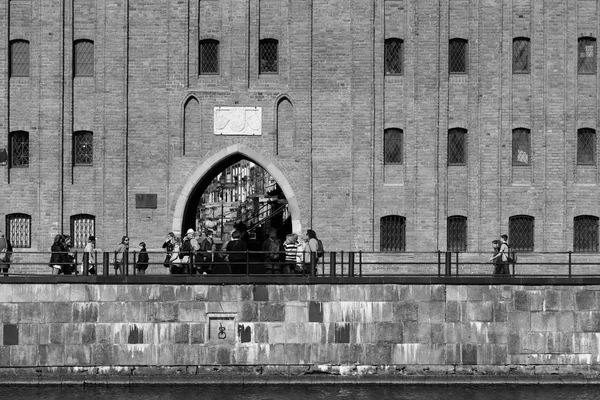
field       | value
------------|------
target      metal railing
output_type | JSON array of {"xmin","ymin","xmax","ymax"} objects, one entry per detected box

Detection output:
[{"xmin": 2, "ymin": 250, "xmax": 600, "ymax": 279}]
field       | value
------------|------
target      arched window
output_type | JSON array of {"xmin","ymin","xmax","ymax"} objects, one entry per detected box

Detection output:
[
  {"xmin": 380, "ymin": 215, "xmax": 406, "ymax": 252},
  {"xmin": 70, "ymin": 214, "xmax": 95, "ymax": 249},
  {"xmin": 384, "ymin": 128, "xmax": 403, "ymax": 164},
  {"xmin": 578, "ymin": 37, "xmax": 596, "ymax": 74},
  {"xmin": 449, "ymin": 38, "xmax": 468, "ymax": 73},
  {"xmin": 9, "ymin": 131, "xmax": 29, "ymax": 168},
  {"xmin": 447, "ymin": 216, "xmax": 467, "ymax": 252},
  {"xmin": 513, "ymin": 37, "xmax": 530, "ymax": 74},
  {"xmin": 577, "ymin": 128, "xmax": 596, "ymax": 165},
  {"xmin": 509, "ymin": 215, "xmax": 534, "ymax": 252},
  {"xmin": 385, "ymin": 38, "xmax": 403, "ymax": 75},
  {"xmin": 73, "ymin": 131, "xmax": 93, "ymax": 165},
  {"xmin": 10, "ymin": 39, "xmax": 29, "ymax": 77},
  {"xmin": 199, "ymin": 39, "xmax": 219, "ymax": 75},
  {"xmin": 512, "ymin": 128, "xmax": 530, "ymax": 166},
  {"xmin": 574, "ymin": 215, "xmax": 599, "ymax": 253},
  {"xmin": 74, "ymin": 39, "xmax": 94, "ymax": 77},
  {"xmin": 259, "ymin": 39, "xmax": 278, "ymax": 74},
  {"xmin": 6, "ymin": 213, "xmax": 31, "ymax": 248},
  {"xmin": 448, "ymin": 128, "xmax": 466, "ymax": 165}
]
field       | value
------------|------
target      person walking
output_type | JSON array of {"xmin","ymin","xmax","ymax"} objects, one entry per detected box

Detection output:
[
  {"xmin": 198, "ymin": 229, "xmax": 215, "ymax": 275},
  {"xmin": 0, "ymin": 231, "xmax": 12, "ymax": 277},
  {"xmin": 83, "ymin": 235, "xmax": 97, "ymax": 275},
  {"xmin": 169, "ymin": 235, "xmax": 183, "ymax": 274},
  {"xmin": 225, "ymin": 230, "xmax": 247, "ymax": 274},
  {"xmin": 489, "ymin": 239, "xmax": 501, "ymax": 276},
  {"xmin": 162, "ymin": 232, "xmax": 175, "ymax": 270},
  {"xmin": 136, "ymin": 242, "xmax": 149, "ymax": 275},
  {"xmin": 489, "ymin": 235, "xmax": 510, "ymax": 276},
  {"xmin": 114, "ymin": 236, "xmax": 129, "ymax": 275},
  {"xmin": 261, "ymin": 228, "xmax": 282, "ymax": 274},
  {"xmin": 283, "ymin": 233, "xmax": 300, "ymax": 275}
]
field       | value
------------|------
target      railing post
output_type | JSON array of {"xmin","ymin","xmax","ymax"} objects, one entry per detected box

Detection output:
[
  {"xmin": 340, "ymin": 251, "xmax": 344, "ymax": 276},
  {"xmin": 82, "ymin": 252, "xmax": 89, "ymax": 276},
  {"xmin": 568, "ymin": 251, "xmax": 572, "ymax": 278},
  {"xmin": 102, "ymin": 252, "xmax": 109, "ymax": 276},
  {"xmin": 348, "ymin": 252, "xmax": 355, "ymax": 277},
  {"xmin": 329, "ymin": 251, "xmax": 336, "ymax": 277},
  {"xmin": 437, "ymin": 250, "xmax": 441, "ymax": 277},
  {"xmin": 445, "ymin": 252, "xmax": 451, "ymax": 276},
  {"xmin": 132, "ymin": 251, "xmax": 137, "ymax": 276}
]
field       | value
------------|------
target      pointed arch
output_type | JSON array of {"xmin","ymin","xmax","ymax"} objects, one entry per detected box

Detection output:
[
  {"xmin": 181, "ymin": 94, "xmax": 202, "ymax": 156},
  {"xmin": 275, "ymin": 95, "xmax": 294, "ymax": 156},
  {"xmin": 172, "ymin": 143, "xmax": 301, "ymax": 234}
]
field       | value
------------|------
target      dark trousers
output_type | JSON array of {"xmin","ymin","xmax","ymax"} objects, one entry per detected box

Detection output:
[{"xmin": 494, "ymin": 262, "xmax": 510, "ymax": 276}]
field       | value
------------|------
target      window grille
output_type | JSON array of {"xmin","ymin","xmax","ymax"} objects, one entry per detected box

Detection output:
[
  {"xmin": 380, "ymin": 215, "xmax": 406, "ymax": 252},
  {"xmin": 259, "ymin": 39, "xmax": 278, "ymax": 74},
  {"xmin": 73, "ymin": 131, "xmax": 93, "ymax": 165},
  {"xmin": 574, "ymin": 215, "xmax": 599, "ymax": 253},
  {"xmin": 578, "ymin": 37, "xmax": 596, "ymax": 75},
  {"xmin": 513, "ymin": 38, "xmax": 530, "ymax": 74},
  {"xmin": 10, "ymin": 40, "xmax": 29, "ymax": 77},
  {"xmin": 447, "ymin": 216, "xmax": 467, "ymax": 252},
  {"xmin": 448, "ymin": 128, "xmax": 466, "ymax": 165},
  {"xmin": 509, "ymin": 215, "xmax": 534, "ymax": 252},
  {"xmin": 385, "ymin": 38, "xmax": 403, "ymax": 75},
  {"xmin": 10, "ymin": 131, "xmax": 29, "ymax": 167},
  {"xmin": 6, "ymin": 213, "xmax": 31, "ymax": 248},
  {"xmin": 74, "ymin": 40, "xmax": 94, "ymax": 77},
  {"xmin": 384, "ymin": 128, "xmax": 403, "ymax": 164},
  {"xmin": 512, "ymin": 128, "xmax": 530, "ymax": 166},
  {"xmin": 199, "ymin": 39, "xmax": 219, "ymax": 74},
  {"xmin": 577, "ymin": 128, "xmax": 596, "ymax": 165},
  {"xmin": 70, "ymin": 214, "xmax": 95, "ymax": 249},
  {"xmin": 449, "ymin": 38, "xmax": 467, "ymax": 73}
]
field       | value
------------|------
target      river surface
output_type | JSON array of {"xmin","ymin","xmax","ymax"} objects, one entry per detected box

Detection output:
[{"xmin": 1, "ymin": 385, "xmax": 600, "ymax": 399}]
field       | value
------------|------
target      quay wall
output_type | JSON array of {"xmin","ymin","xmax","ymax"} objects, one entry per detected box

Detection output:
[{"xmin": 1, "ymin": 282, "xmax": 600, "ymax": 381}]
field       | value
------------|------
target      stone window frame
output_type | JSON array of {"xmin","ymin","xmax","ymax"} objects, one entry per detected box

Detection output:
[
  {"xmin": 578, "ymin": 36, "xmax": 596, "ymax": 75},
  {"xmin": 448, "ymin": 128, "xmax": 467, "ymax": 166},
  {"xmin": 9, "ymin": 39, "xmax": 29, "ymax": 77},
  {"xmin": 380, "ymin": 215, "xmax": 406, "ymax": 252},
  {"xmin": 513, "ymin": 37, "xmax": 530, "ymax": 74},
  {"xmin": 9, "ymin": 130, "xmax": 29, "ymax": 168},
  {"xmin": 199, "ymin": 39, "xmax": 220, "ymax": 75},
  {"xmin": 512, "ymin": 127, "xmax": 531, "ymax": 166},
  {"xmin": 74, "ymin": 39, "xmax": 94, "ymax": 77},
  {"xmin": 259, "ymin": 38, "xmax": 278, "ymax": 74},
  {"xmin": 384, "ymin": 128, "xmax": 403, "ymax": 165},
  {"xmin": 6, "ymin": 213, "xmax": 31, "ymax": 248},
  {"xmin": 574, "ymin": 215, "xmax": 599, "ymax": 253},
  {"xmin": 577, "ymin": 128, "xmax": 596, "ymax": 166},
  {"xmin": 384, "ymin": 38, "xmax": 403, "ymax": 75},
  {"xmin": 449, "ymin": 38, "xmax": 468, "ymax": 74},
  {"xmin": 447, "ymin": 215, "xmax": 467, "ymax": 252},
  {"xmin": 509, "ymin": 215, "xmax": 534, "ymax": 252},
  {"xmin": 73, "ymin": 131, "xmax": 93, "ymax": 166}
]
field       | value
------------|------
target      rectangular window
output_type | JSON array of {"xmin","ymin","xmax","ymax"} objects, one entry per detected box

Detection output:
[
  {"xmin": 6, "ymin": 213, "xmax": 31, "ymax": 248},
  {"xmin": 574, "ymin": 216, "xmax": 599, "ymax": 253},
  {"xmin": 578, "ymin": 37, "xmax": 597, "ymax": 75},
  {"xmin": 70, "ymin": 214, "xmax": 95, "ymax": 249},
  {"xmin": 447, "ymin": 216, "xmax": 467, "ymax": 252},
  {"xmin": 199, "ymin": 39, "xmax": 219, "ymax": 75},
  {"xmin": 512, "ymin": 128, "xmax": 530, "ymax": 166},
  {"xmin": 385, "ymin": 38, "xmax": 403, "ymax": 75},
  {"xmin": 380, "ymin": 215, "xmax": 406, "ymax": 252},
  {"xmin": 73, "ymin": 131, "xmax": 93, "ymax": 165},
  {"xmin": 259, "ymin": 39, "xmax": 278, "ymax": 74},
  {"xmin": 509, "ymin": 215, "xmax": 534, "ymax": 252},
  {"xmin": 513, "ymin": 38, "xmax": 530, "ymax": 74},
  {"xmin": 449, "ymin": 39, "xmax": 467, "ymax": 73},
  {"xmin": 577, "ymin": 128, "xmax": 596, "ymax": 165},
  {"xmin": 10, "ymin": 131, "xmax": 29, "ymax": 167},
  {"xmin": 448, "ymin": 128, "xmax": 466, "ymax": 165},
  {"xmin": 10, "ymin": 40, "xmax": 29, "ymax": 77},
  {"xmin": 74, "ymin": 40, "xmax": 94, "ymax": 77},
  {"xmin": 384, "ymin": 128, "xmax": 403, "ymax": 164}
]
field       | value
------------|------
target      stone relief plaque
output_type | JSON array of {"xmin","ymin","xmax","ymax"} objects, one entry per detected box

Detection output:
[{"xmin": 214, "ymin": 107, "xmax": 262, "ymax": 136}]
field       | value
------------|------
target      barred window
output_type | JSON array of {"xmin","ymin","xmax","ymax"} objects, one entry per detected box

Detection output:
[
  {"xmin": 6, "ymin": 213, "xmax": 31, "ymax": 248},
  {"xmin": 73, "ymin": 131, "xmax": 93, "ymax": 165},
  {"xmin": 380, "ymin": 215, "xmax": 406, "ymax": 252},
  {"xmin": 385, "ymin": 38, "xmax": 403, "ymax": 75},
  {"xmin": 10, "ymin": 131, "xmax": 29, "ymax": 168},
  {"xmin": 448, "ymin": 128, "xmax": 466, "ymax": 165},
  {"xmin": 577, "ymin": 128, "xmax": 596, "ymax": 165},
  {"xmin": 384, "ymin": 128, "xmax": 403, "ymax": 164},
  {"xmin": 10, "ymin": 39, "xmax": 29, "ymax": 77},
  {"xmin": 509, "ymin": 215, "xmax": 534, "ymax": 252},
  {"xmin": 447, "ymin": 216, "xmax": 467, "ymax": 252},
  {"xmin": 578, "ymin": 37, "xmax": 596, "ymax": 75},
  {"xmin": 574, "ymin": 215, "xmax": 599, "ymax": 253},
  {"xmin": 70, "ymin": 214, "xmax": 95, "ymax": 249},
  {"xmin": 74, "ymin": 39, "xmax": 94, "ymax": 77},
  {"xmin": 259, "ymin": 39, "xmax": 278, "ymax": 74},
  {"xmin": 199, "ymin": 39, "xmax": 219, "ymax": 75},
  {"xmin": 512, "ymin": 128, "xmax": 530, "ymax": 166},
  {"xmin": 449, "ymin": 38, "xmax": 468, "ymax": 73},
  {"xmin": 513, "ymin": 37, "xmax": 530, "ymax": 74}
]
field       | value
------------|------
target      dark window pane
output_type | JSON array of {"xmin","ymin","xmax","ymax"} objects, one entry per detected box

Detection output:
[
  {"xmin": 74, "ymin": 40, "xmax": 94, "ymax": 77},
  {"xmin": 380, "ymin": 215, "xmax": 405, "ymax": 252},
  {"xmin": 509, "ymin": 215, "xmax": 534, "ymax": 252},
  {"xmin": 578, "ymin": 37, "xmax": 596, "ymax": 75},
  {"xmin": 447, "ymin": 216, "xmax": 467, "ymax": 252},
  {"xmin": 574, "ymin": 216, "xmax": 599, "ymax": 253},
  {"xmin": 384, "ymin": 128, "xmax": 403, "ymax": 164},
  {"xmin": 10, "ymin": 131, "xmax": 29, "ymax": 167},
  {"xmin": 385, "ymin": 38, "xmax": 403, "ymax": 75},
  {"xmin": 448, "ymin": 128, "xmax": 466, "ymax": 165},
  {"xmin": 512, "ymin": 128, "xmax": 530, "ymax": 166},
  {"xmin": 259, "ymin": 39, "xmax": 278, "ymax": 74},
  {"xmin": 10, "ymin": 40, "xmax": 29, "ymax": 77},
  {"xmin": 199, "ymin": 39, "xmax": 219, "ymax": 74},
  {"xmin": 70, "ymin": 214, "xmax": 95, "ymax": 249},
  {"xmin": 6, "ymin": 213, "xmax": 31, "ymax": 248},
  {"xmin": 577, "ymin": 128, "xmax": 596, "ymax": 165},
  {"xmin": 513, "ymin": 38, "xmax": 530, "ymax": 74},
  {"xmin": 449, "ymin": 39, "xmax": 467, "ymax": 73},
  {"xmin": 74, "ymin": 131, "xmax": 93, "ymax": 165}
]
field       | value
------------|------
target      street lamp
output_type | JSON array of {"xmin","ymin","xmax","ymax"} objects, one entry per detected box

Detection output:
[{"xmin": 214, "ymin": 174, "xmax": 236, "ymax": 239}]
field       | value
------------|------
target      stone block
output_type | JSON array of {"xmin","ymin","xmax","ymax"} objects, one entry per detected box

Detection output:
[
  {"xmin": 430, "ymin": 322, "xmax": 445, "ymax": 344},
  {"xmin": 61, "ymin": 323, "xmax": 81, "ymax": 345},
  {"xmin": 17, "ymin": 324, "xmax": 36, "ymax": 346},
  {"xmin": 65, "ymin": 345, "xmax": 92, "ymax": 366},
  {"xmin": 91, "ymin": 344, "xmax": 116, "ymax": 365},
  {"xmin": 253, "ymin": 323, "xmax": 269, "ymax": 344},
  {"xmin": 220, "ymin": 285, "xmax": 239, "ymax": 302},
  {"xmin": 0, "ymin": 346, "xmax": 9, "ymax": 366},
  {"xmin": 444, "ymin": 322, "xmax": 461, "ymax": 344},
  {"xmin": 466, "ymin": 286, "xmax": 488, "ymax": 301},
  {"xmin": 96, "ymin": 285, "xmax": 119, "ymax": 302},
  {"xmin": 239, "ymin": 285, "xmax": 253, "ymax": 301},
  {"xmin": 544, "ymin": 289, "xmax": 560, "ymax": 311},
  {"xmin": 238, "ymin": 301, "xmax": 257, "ymax": 322},
  {"xmin": 466, "ymin": 301, "xmax": 493, "ymax": 322},
  {"xmin": 18, "ymin": 303, "xmax": 44, "ymax": 324},
  {"xmin": 487, "ymin": 322, "xmax": 508, "ymax": 344},
  {"xmin": 281, "ymin": 285, "xmax": 300, "ymax": 302},
  {"xmin": 73, "ymin": 302, "xmax": 98, "ymax": 323},
  {"xmin": 508, "ymin": 311, "xmax": 530, "ymax": 332},
  {"xmin": 311, "ymin": 285, "xmax": 332, "ymax": 301},
  {"xmin": 48, "ymin": 324, "xmax": 64, "ymax": 345},
  {"xmin": 285, "ymin": 302, "xmax": 307, "ymax": 323},
  {"xmin": 192, "ymin": 286, "xmax": 210, "ymax": 301},
  {"xmin": 393, "ymin": 301, "xmax": 418, "ymax": 322},
  {"xmin": 151, "ymin": 302, "xmax": 179, "ymax": 322},
  {"xmin": 174, "ymin": 324, "xmax": 190, "ymax": 344},
  {"xmin": 514, "ymin": 290, "xmax": 529, "ymax": 311},
  {"xmin": 461, "ymin": 343, "xmax": 477, "ymax": 364},
  {"xmin": 0, "ymin": 304, "xmax": 17, "ymax": 324},
  {"xmin": 528, "ymin": 290, "xmax": 544, "ymax": 311},
  {"xmin": 445, "ymin": 343, "xmax": 461, "ymax": 364},
  {"xmin": 155, "ymin": 343, "xmax": 175, "ymax": 365},
  {"xmin": 308, "ymin": 301, "xmax": 323, "ymax": 323},
  {"xmin": 508, "ymin": 333, "xmax": 521, "ymax": 354},
  {"xmin": 556, "ymin": 311, "xmax": 575, "ymax": 332},
  {"xmin": 157, "ymin": 286, "xmax": 177, "ymax": 301},
  {"xmin": 10, "ymin": 345, "xmax": 38, "ymax": 366},
  {"xmin": 351, "ymin": 323, "xmax": 373, "ymax": 343},
  {"xmin": 402, "ymin": 321, "xmax": 419, "ymax": 343},
  {"xmin": 446, "ymin": 286, "xmax": 467, "ymax": 302},
  {"xmin": 267, "ymin": 286, "xmax": 285, "ymax": 302},
  {"xmin": 445, "ymin": 301, "xmax": 461, "ymax": 322},
  {"xmin": 559, "ymin": 290, "xmax": 576, "ymax": 310},
  {"xmin": 114, "ymin": 343, "xmax": 154, "ymax": 365},
  {"xmin": 363, "ymin": 343, "xmax": 392, "ymax": 364},
  {"xmin": 70, "ymin": 285, "xmax": 98, "ymax": 302},
  {"xmin": 0, "ymin": 285, "xmax": 13, "ymax": 303},
  {"xmin": 253, "ymin": 285, "xmax": 269, "ymax": 301},
  {"xmin": 82, "ymin": 324, "xmax": 96, "ymax": 344},
  {"xmin": 3, "ymin": 325, "xmax": 18, "ymax": 346},
  {"xmin": 174, "ymin": 343, "xmax": 198, "ymax": 365},
  {"xmin": 44, "ymin": 302, "xmax": 73, "ymax": 323},
  {"xmin": 522, "ymin": 332, "xmax": 547, "ymax": 354},
  {"xmin": 546, "ymin": 332, "xmax": 571, "ymax": 354},
  {"xmin": 576, "ymin": 311, "xmax": 600, "ymax": 332},
  {"xmin": 493, "ymin": 302, "xmax": 508, "ymax": 322},
  {"xmin": 334, "ymin": 322, "xmax": 351, "ymax": 343},
  {"xmin": 409, "ymin": 286, "xmax": 430, "ymax": 301},
  {"xmin": 477, "ymin": 344, "xmax": 507, "ymax": 365},
  {"xmin": 371, "ymin": 322, "xmax": 402, "ymax": 343},
  {"xmin": 206, "ymin": 301, "xmax": 239, "ymax": 314},
  {"xmin": 267, "ymin": 323, "xmax": 286, "ymax": 344},
  {"xmin": 417, "ymin": 322, "xmax": 431, "ymax": 343},
  {"xmin": 190, "ymin": 323, "xmax": 205, "ymax": 344},
  {"xmin": 259, "ymin": 302, "xmax": 285, "ymax": 322},
  {"xmin": 296, "ymin": 285, "xmax": 309, "ymax": 302},
  {"xmin": 178, "ymin": 301, "xmax": 207, "ymax": 322},
  {"xmin": 237, "ymin": 324, "xmax": 252, "ymax": 343},
  {"xmin": 337, "ymin": 343, "xmax": 363, "ymax": 364},
  {"xmin": 419, "ymin": 301, "xmax": 445, "ymax": 323},
  {"xmin": 332, "ymin": 285, "xmax": 368, "ymax": 301},
  {"xmin": 39, "ymin": 344, "xmax": 64, "ymax": 366},
  {"xmin": 576, "ymin": 290, "xmax": 597, "ymax": 311}
]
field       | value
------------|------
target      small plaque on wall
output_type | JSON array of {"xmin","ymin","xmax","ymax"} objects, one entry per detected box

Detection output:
[
  {"xmin": 135, "ymin": 194, "xmax": 157, "ymax": 209},
  {"xmin": 214, "ymin": 107, "xmax": 262, "ymax": 135}
]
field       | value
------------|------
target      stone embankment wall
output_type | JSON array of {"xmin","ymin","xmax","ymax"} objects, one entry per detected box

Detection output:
[{"xmin": 1, "ymin": 283, "xmax": 600, "ymax": 382}]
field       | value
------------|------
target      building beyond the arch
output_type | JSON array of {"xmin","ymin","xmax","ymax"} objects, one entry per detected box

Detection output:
[{"xmin": 2, "ymin": 1, "xmax": 600, "ymax": 255}]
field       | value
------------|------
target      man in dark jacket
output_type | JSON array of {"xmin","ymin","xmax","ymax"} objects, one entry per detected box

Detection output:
[
  {"xmin": 226, "ymin": 230, "xmax": 247, "ymax": 274},
  {"xmin": 261, "ymin": 228, "xmax": 281, "ymax": 274}
]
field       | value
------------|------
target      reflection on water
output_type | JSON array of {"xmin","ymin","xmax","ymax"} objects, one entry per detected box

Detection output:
[{"xmin": 1, "ymin": 385, "xmax": 600, "ymax": 400}]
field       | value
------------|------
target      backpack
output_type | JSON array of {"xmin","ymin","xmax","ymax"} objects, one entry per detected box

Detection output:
[
  {"xmin": 316, "ymin": 239, "xmax": 324, "ymax": 259},
  {"xmin": 503, "ymin": 243, "xmax": 516, "ymax": 263}
]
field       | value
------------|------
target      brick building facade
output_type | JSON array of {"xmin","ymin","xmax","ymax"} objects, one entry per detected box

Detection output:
[{"xmin": 1, "ymin": 0, "xmax": 600, "ymax": 255}]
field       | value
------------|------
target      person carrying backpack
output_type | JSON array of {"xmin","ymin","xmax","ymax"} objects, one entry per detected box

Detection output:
[
  {"xmin": 305, "ymin": 229, "xmax": 322, "ymax": 275},
  {"xmin": 489, "ymin": 234, "xmax": 511, "ymax": 276}
]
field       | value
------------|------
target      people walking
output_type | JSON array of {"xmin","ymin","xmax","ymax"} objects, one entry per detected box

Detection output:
[
  {"xmin": 136, "ymin": 242, "xmax": 149, "ymax": 275},
  {"xmin": 181, "ymin": 229, "xmax": 195, "ymax": 274},
  {"xmin": 114, "ymin": 236, "xmax": 129, "ymax": 275},
  {"xmin": 489, "ymin": 234, "xmax": 510, "ymax": 276},
  {"xmin": 83, "ymin": 235, "xmax": 97, "ymax": 275},
  {"xmin": 226, "ymin": 230, "xmax": 247, "ymax": 274}
]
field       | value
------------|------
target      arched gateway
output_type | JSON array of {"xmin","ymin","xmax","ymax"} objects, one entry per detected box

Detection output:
[{"xmin": 172, "ymin": 143, "xmax": 301, "ymax": 235}]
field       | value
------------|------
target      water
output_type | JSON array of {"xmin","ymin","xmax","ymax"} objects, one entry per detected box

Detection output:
[{"xmin": 1, "ymin": 385, "xmax": 599, "ymax": 400}]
